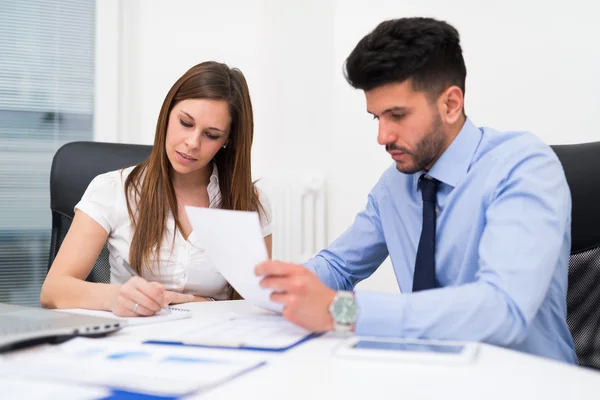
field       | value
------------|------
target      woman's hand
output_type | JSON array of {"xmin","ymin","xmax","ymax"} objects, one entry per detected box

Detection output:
[
  {"xmin": 164, "ymin": 291, "xmax": 210, "ymax": 304},
  {"xmin": 111, "ymin": 276, "xmax": 167, "ymax": 317}
]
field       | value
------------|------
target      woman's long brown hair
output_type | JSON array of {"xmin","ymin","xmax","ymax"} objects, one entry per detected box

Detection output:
[{"xmin": 124, "ymin": 61, "xmax": 263, "ymax": 282}]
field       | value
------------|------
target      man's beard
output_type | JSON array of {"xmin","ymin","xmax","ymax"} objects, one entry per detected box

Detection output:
[{"xmin": 387, "ymin": 113, "xmax": 446, "ymax": 174}]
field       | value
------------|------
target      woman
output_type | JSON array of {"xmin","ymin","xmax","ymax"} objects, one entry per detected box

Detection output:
[{"xmin": 41, "ymin": 61, "xmax": 272, "ymax": 316}]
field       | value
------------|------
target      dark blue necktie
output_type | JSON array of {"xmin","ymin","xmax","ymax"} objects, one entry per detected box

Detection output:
[{"xmin": 413, "ymin": 175, "xmax": 440, "ymax": 292}]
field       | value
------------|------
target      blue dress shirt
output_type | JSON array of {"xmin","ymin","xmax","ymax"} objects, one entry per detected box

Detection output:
[{"xmin": 305, "ymin": 118, "xmax": 577, "ymax": 364}]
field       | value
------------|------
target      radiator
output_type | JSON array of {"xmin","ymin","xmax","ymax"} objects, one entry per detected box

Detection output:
[{"xmin": 257, "ymin": 173, "xmax": 327, "ymax": 263}]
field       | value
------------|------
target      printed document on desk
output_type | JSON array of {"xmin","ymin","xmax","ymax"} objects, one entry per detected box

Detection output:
[
  {"xmin": 58, "ymin": 306, "xmax": 191, "ymax": 326},
  {"xmin": 146, "ymin": 314, "xmax": 317, "ymax": 352},
  {"xmin": 0, "ymin": 337, "xmax": 265, "ymax": 397},
  {"xmin": 0, "ymin": 376, "xmax": 110, "ymax": 400},
  {"xmin": 185, "ymin": 206, "xmax": 282, "ymax": 313}
]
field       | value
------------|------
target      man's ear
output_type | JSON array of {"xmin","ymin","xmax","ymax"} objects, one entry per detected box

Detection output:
[{"xmin": 438, "ymin": 86, "xmax": 464, "ymax": 124}]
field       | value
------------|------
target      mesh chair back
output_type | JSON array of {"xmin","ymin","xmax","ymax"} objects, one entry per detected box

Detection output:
[
  {"xmin": 552, "ymin": 142, "xmax": 600, "ymax": 369},
  {"xmin": 48, "ymin": 142, "xmax": 152, "ymax": 283}
]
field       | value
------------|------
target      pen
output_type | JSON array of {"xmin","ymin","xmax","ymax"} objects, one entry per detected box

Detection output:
[{"xmin": 122, "ymin": 260, "xmax": 171, "ymax": 315}]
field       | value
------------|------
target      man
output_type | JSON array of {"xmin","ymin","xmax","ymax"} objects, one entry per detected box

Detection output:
[{"xmin": 256, "ymin": 17, "xmax": 577, "ymax": 363}]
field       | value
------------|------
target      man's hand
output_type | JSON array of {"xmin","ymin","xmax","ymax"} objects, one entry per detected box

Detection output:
[{"xmin": 255, "ymin": 261, "xmax": 336, "ymax": 332}]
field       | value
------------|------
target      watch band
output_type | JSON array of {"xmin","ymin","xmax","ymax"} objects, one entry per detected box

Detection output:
[{"xmin": 329, "ymin": 291, "xmax": 358, "ymax": 333}]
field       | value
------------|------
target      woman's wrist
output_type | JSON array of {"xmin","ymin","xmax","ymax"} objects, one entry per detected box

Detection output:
[
  {"xmin": 104, "ymin": 284, "xmax": 122, "ymax": 311},
  {"xmin": 191, "ymin": 296, "xmax": 215, "ymax": 302}
]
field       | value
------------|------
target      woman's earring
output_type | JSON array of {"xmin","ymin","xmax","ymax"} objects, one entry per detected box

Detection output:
[{"xmin": 223, "ymin": 144, "xmax": 227, "ymax": 149}]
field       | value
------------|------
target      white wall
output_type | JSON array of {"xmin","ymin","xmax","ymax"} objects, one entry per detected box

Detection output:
[
  {"xmin": 99, "ymin": 0, "xmax": 600, "ymax": 294},
  {"xmin": 112, "ymin": 0, "xmax": 333, "ymax": 179}
]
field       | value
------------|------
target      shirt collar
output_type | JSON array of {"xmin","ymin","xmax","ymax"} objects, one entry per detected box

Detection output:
[
  {"xmin": 413, "ymin": 117, "xmax": 482, "ymax": 189},
  {"xmin": 209, "ymin": 162, "xmax": 219, "ymax": 186}
]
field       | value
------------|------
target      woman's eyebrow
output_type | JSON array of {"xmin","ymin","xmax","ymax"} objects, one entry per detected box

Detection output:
[
  {"xmin": 180, "ymin": 110, "xmax": 195, "ymax": 121},
  {"xmin": 180, "ymin": 110, "xmax": 226, "ymax": 133}
]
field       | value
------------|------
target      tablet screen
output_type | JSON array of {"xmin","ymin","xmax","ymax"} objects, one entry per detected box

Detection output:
[{"xmin": 353, "ymin": 340, "xmax": 464, "ymax": 354}]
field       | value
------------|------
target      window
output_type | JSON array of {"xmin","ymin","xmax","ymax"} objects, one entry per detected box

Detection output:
[{"xmin": 0, "ymin": 0, "xmax": 96, "ymax": 306}]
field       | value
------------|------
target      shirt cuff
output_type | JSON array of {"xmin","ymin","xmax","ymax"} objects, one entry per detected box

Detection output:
[
  {"xmin": 261, "ymin": 223, "xmax": 273, "ymax": 237},
  {"xmin": 354, "ymin": 291, "xmax": 405, "ymax": 336}
]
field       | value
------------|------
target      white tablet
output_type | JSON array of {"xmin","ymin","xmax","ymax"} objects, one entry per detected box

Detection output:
[{"xmin": 335, "ymin": 336, "xmax": 479, "ymax": 363}]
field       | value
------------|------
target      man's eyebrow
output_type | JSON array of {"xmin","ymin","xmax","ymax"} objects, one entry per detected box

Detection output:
[{"xmin": 367, "ymin": 106, "xmax": 409, "ymax": 116}]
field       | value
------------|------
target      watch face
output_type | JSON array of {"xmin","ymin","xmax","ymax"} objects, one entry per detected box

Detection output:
[{"xmin": 332, "ymin": 296, "xmax": 357, "ymax": 325}]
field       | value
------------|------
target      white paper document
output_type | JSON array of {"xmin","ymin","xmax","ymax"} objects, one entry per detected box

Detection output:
[
  {"xmin": 0, "ymin": 338, "xmax": 265, "ymax": 396},
  {"xmin": 59, "ymin": 306, "xmax": 191, "ymax": 326},
  {"xmin": 163, "ymin": 314, "xmax": 313, "ymax": 350},
  {"xmin": 0, "ymin": 377, "xmax": 109, "ymax": 400},
  {"xmin": 185, "ymin": 207, "xmax": 282, "ymax": 312}
]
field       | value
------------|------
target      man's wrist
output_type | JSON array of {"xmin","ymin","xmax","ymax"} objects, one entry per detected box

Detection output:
[
  {"xmin": 324, "ymin": 290, "xmax": 336, "ymax": 331},
  {"xmin": 328, "ymin": 290, "xmax": 359, "ymax": 333}
]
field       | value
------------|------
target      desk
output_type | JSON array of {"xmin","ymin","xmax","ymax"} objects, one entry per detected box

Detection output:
[{"xmin": 8, "ymin": 300, "xmax": 600, "ymax": 399}]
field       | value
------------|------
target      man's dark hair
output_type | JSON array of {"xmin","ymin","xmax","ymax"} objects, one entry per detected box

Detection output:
[{"xmin": 345, "ymin": 17, "xmax": 466, "ymax": 99}]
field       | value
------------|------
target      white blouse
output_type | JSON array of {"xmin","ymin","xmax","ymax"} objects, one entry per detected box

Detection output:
[{"xmin": 75, "ymin": 165, "xmax": 272, "ymax": 300}]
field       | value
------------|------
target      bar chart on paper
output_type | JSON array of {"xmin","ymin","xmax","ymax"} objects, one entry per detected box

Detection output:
[{"xmin": 0, "ymin": 337, "xmax": 265, "ymax": 396}]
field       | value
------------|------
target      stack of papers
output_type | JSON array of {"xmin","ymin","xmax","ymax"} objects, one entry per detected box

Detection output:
[{"xmin": 146, "ymin": 314, "xmax": 315, "ymax": 351}]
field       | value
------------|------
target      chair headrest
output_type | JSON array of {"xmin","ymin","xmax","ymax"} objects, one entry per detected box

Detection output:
[
  {"xmin": 551, "ymin": 142, "xmax": 600, "ymax": 253},
  {"xmin": 50, "ymin": 141, "xmax": 152, "ymax": 219}
]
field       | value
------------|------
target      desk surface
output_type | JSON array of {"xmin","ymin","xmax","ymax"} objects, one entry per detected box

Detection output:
[{"xmin": 10, "ymin": 301, "xmax": 600, "ymax": 399}]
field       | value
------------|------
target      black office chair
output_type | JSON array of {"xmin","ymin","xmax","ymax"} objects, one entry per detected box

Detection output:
[
  {"xmin": 48, "ymin": 141, "xmax": 152, "ymax": 283},
  {"xmin": 552, "ymin": 142, "xmax": 600, "ymax": 370}
]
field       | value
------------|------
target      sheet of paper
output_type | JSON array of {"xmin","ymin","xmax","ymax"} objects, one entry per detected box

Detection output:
[
  {"xmin": 0, "ymin": 377, "xmax": 109, "ymax": 400},
  {"xmin": 185, "ymin": 207, "xmax": 282, "ymax": 312},
  {"xmin": 170, "ymin": 314, "xmax": 313, "ymax": 349},
  {"xmin": 0, "ymin": 337, "xmax": 265, "ymax": 397},
  {"xmin": 59, "ymin": 306, "xmax": 191, "ymax": 326}
]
